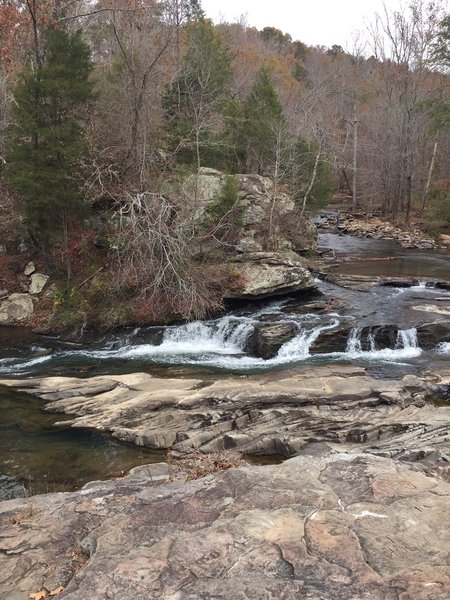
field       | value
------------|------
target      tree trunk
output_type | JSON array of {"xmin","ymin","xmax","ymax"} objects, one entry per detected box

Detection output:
[
  {"xmin": 420, "ymin": 140, "xmax": 438, "ymax": 215},
  {"xmin": 352, "ymin": 113, "xmax": 358, "ymax": 212}
]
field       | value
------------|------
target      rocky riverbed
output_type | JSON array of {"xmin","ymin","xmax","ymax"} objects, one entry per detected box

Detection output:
[
  {"xmin": 1, "ymin": 364, "xmax": 449, "ymax": 461},
  {"xmin": 1, "ymin": 449, "xmax": 449, "ymax": 600}
]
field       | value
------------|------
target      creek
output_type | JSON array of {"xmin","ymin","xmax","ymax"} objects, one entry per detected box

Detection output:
[{"xmin": 1, "ymin": 231, "xmax": 449, "ymax": 497}]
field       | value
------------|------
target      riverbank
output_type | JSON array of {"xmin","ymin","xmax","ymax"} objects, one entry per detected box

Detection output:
[
  {"xmin": 1, "ymin": 449, "xmax": 449, "ymax": 600},
  {"xmin": 2, "ymin": 364, "xmax": 449, "ymax": 460},
  {"xmin": 316, "ymin": 211, "xmax": 448, "ymax": 250}
]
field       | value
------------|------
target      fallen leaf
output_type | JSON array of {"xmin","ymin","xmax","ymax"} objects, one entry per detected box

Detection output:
[
  {"xmin": 29, "ymin": 591, "xmax": 48, "ymax": 600},
  {"xmin": 50, "ymin": 587, "xmax": 64, "ymax": 596}
]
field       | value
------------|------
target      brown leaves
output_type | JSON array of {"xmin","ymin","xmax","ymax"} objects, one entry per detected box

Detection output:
[
  {"xmin": 29, "ymin": 587, "xmax": 64, "ymax": 599},
  {"xmin": 29, "ymin": 592, "xmax": 47, "ymax": 600}
]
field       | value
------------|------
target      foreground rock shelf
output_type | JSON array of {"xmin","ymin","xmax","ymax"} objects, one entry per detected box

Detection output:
[
  {"xmin": 2, "ymin": 364, "xmax": 449, "ymax": 460},
  {"xmin": 1, "ymin": 451, "xmax": 449, "ymax": 599}
]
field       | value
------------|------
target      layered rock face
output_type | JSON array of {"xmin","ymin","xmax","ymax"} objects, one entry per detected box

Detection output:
[
  {"xmin": 3, "ymin": 365, "xmax": 449, "ymax": 460},
  {"xmin": 186, "ymin": 168, "xmax": 318, "ymax": 299},
  {"xmin": 0, "ymin": 451, "xmax": 449, "ymax": 600}
]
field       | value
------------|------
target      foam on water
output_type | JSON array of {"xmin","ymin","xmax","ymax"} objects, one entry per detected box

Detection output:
[
  {"xmin": 435, "ymin": 342, "xmax": 450, "ymax": 356},
  {"xmin": 0, "ymin": 302, "xmax": 424, "ymax": 375}
]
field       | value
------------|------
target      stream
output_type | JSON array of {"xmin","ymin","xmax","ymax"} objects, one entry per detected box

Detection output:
[{"xmin": 1, "ymin": 232, "xmax": 449, "ymax": 497}]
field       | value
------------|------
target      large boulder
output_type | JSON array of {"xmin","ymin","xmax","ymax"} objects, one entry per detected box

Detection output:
[
  {"xmin": 226, "ymin": 252, "xmax": 317, "ymax": 300},
  {"xmin": 0, "ymin": 293, "xmax": 34, "ymax": 324},
  {"xmin": 29, "ymin": 273, "xmax": 49, "ymax": 294},
  {"xmin": 184, "ymin": 168, "xmax": 318, "ymax": 254},
  {"xmin": 247, "ymin": 321, "xmax": 297, "ymax": 358}
]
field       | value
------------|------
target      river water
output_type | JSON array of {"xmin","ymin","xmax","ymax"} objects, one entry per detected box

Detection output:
[{"xmin": 1, "ymin": 232, "xmax": 449, "ymax": 497}]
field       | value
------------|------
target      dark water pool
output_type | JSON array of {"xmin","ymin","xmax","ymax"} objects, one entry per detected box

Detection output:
[
  {"xmin": 0, "ymin": 385, "xmax": 164, "ymax": 498},
  {"xmin": 318, "ymin": 232, "xmax": 450, "ymax": 280}
]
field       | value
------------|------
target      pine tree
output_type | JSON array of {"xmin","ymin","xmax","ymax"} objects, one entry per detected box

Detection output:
[
  {"xmin": 164, "ymin": 18, "xmax": 232, "ymax": 168},
  {"xmin": 8, "ymin": 26, "xmax": 93, "ymax": 246},
  {"xmin": 228, "ymin": 66, "xmax": 285, "ymax": 174}
]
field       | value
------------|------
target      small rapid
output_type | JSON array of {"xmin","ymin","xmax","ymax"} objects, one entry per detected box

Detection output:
[{"xmin": 0, "ymin": 301, "xmax": 433, "ymax": 376}]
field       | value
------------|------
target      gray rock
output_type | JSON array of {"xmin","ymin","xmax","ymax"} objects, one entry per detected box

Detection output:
[
  {"xmin": 2, "ymin": 366, "xmax": 449, "ymax": 460},
  {"xmin": 23, "ymin": 261, "xmax": 36, "ymax": 276},
  {"xmin": 0, "ymin": 244, "xmax": 6, "ymax": 253},
  {"xmin": 0, "ymin": 452, "xmax": 448, "ymax": 600},
  {"xmin": 0, "ymin": 293, "xmax": 34, "ymax": 323},
  {"xmin": 18, "ymin": 242, "xmax": 27, "ymax": 253},
  {"xmin": 248, "ymin": 321, "xmax": 297, "ymax": 358},
  {"xmin": 227, "ymin": 252, "xmax": 317, "ymax": 299},
  {"xmin": 29, "ymin": 273, "xmax": 49, "ymax": 294}
]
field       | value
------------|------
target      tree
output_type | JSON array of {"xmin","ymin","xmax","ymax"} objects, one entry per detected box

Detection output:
[
  {"xmin": 227, "ymin": 65, "xmax": 285, "ymax": 174},
  {"xmin": 367, "ymin": 0, "xmax": 446, "ymax": 223},
  {"xmin": 164, "ymin": 17, "xmax": 232, "ymax": 169},
  {"xmin": 8, "ymin": 25, "xmax": 94, "ymax": 254}
]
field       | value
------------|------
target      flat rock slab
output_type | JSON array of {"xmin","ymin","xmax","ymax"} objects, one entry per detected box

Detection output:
[
  {"xmin": 1, "ymin": 365, "xmax": 449, "ymax": 460},
  {"xmin": 0, "ymin": 453, "xmax": 449, "ymax": 599}
]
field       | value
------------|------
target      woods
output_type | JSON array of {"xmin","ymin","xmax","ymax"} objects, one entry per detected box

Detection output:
[{"xmin": 0, "ymin": 0, "xmax": 448, "ymax": 324}]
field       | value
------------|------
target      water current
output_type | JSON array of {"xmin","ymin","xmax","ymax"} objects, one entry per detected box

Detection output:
[{"xmin": 0, "ymin": 232, "xmax": 449, "ymax": 496}]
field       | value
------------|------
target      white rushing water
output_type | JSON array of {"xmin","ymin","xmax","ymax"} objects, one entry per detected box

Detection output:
[
  {"xmin": 0, "ymin": 299, "xmax": 430, "ymax": 375},
  {"xmin": 345, "ymin": 327, "xmax": 421, "ymax": 361},
  {"xmin": 435, "ymin": 342, "xmax": 450, "ymax": 356}
]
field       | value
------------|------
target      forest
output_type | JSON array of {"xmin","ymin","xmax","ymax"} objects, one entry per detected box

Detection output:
[{"xmin": 0, "ymin": 0, "xmax": 449, "ymax": 328}]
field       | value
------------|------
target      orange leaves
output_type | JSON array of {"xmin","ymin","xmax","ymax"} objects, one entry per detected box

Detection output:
[
  {"xmin": 29, "ymin": 587, "xmax": 64, "ymax": 599},
  {"xmin": 29, "ymin": 592, "xmax": 47, "ymax": 600}
]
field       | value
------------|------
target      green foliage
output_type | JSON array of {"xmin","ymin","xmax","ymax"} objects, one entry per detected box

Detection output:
[
  {"xmin": 420, "ymin": 97, "xmax": 450, "ymax": 134},
  {"xmin": 8, "ymin": 26, "xmax": 94, "ymax": 245},
  {"xmin": 209, "ymin": 175, "xmax": 240, "ymax": 220},
  {"xmin": 164, "ymin": 18, "xmax": 232, "ymax": 166},
  {"xmin": 425, "ymin": 185, "xmax": 450, "ymax": 230},
  {"xmin": 326, "ymin": 44, "xmax": 345, "ymax": 57},
  {"xmin": 260, "ymin": 27, "xmax": 292, "ymax": 51},
  {"xmin": 290, "ymin": 137, "xmax": 334, "ymax": 209},
  {"xmin": 431, "ymin": 14, "xmax": 450, "ymax": 69},
  {"xmin": 51, "ymin": 286, "xmax": 88, "ymax": 331},
  {"xmin": 225, "ymin": 66, "xmax": 285, "ymax": 174}
]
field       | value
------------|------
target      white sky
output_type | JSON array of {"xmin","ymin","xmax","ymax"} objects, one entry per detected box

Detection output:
[{"xmin": 201, "ymin": 0, "xmax": 405, "ymax": 50}]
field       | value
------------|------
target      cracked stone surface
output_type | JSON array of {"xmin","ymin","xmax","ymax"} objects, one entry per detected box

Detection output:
[
  {"xmin": 0, "ymin": 452, "xmax": 449, "ymax": 599},
  {"xmin": 1, "ymin": 365, "xmax": 449, "ymax": 460}
]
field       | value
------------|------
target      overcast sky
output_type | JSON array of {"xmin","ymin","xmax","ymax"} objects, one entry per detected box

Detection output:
[{"xmin": 201, "ymin": 0, "xmax": 404, "ymax": 50}]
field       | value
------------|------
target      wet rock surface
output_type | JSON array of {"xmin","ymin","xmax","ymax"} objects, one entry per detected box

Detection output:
[
  {"xmin": 0, "ymin": 452, "xmax": 449, "ymax": 600},
  {"xmin": 2, "ymin": 365, "xmax": 449, "ymax": 461}
]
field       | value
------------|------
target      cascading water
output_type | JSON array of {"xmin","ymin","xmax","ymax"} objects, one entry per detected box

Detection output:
[{"xmin": 345, "ymin": 326, "xmax": 421, "ymax": 360}]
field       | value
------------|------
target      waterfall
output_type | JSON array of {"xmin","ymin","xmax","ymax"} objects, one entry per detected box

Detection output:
[
  {"xmin": 162, "ymin": 316, "xmax": 255, "ymax": 353},
  {"xmin": 395, "ymin": 328, "xmax": 418, "ymax": 350},
  {"xmin": 346, "ymin": 328, "xmax": 363, "ymax": 354},
  {"xmin": 278, "ymin": 318, "xmax": 340, "ymax": 360},
  {"xmin": 344, "ymin": 326, "xmax": 421, "ymax": 360}
]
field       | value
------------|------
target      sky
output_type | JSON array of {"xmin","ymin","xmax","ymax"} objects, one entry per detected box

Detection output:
[{"xmin": 201, "ymin": 0, "xmax": 404, "ymax": 50}]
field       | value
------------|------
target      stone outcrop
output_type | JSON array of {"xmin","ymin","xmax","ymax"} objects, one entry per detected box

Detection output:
[
  {"xmin": 0, "ymin": 451, "xmax": 449, "ymax": 600},
  {"xmin": 184, "ymin": 168, "xmax": 318, "ymax": 300},
  {"xmin": 29, "ymin": 272, "xmax": 49, "ymax": 294},
  {"xmin": 226, "ymin": 251, "xmax": 317, "ymax": 299},
  {"xmin": 2, "ymin": 365, "xmax": 449, "ymax": 461},
  {"xmin": 186, "ymin": 168, "xmax": 317, "ymax": 254}
]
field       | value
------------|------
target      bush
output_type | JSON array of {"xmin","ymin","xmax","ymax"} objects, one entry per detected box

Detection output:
[
  {"xmin": 207, "ymin": 175, "xmax": 243, "ymax": 243},
  {"xmin": 425, "ymin": 185, "xmax": 450, "ymax": 232}
]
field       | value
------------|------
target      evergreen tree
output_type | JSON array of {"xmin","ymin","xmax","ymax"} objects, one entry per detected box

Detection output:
[
  {"xmin": 227, "ymin": 66, "xmax": 285, "ymax": 174},
  {"xmin": 164, "ymin": 18, "xmax": 232, "ymax": 168},
  {"xmin": 8, "ymin": 26, "xmax": 93, "ymax": 246}
]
